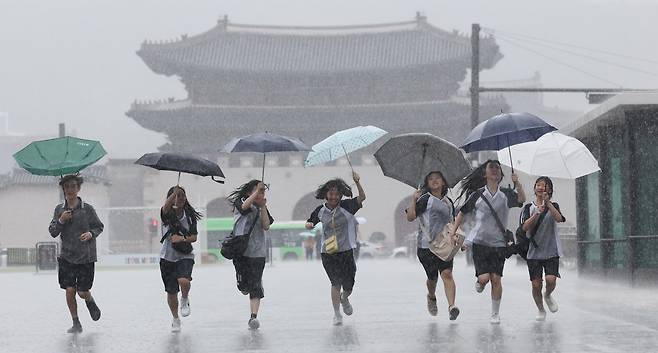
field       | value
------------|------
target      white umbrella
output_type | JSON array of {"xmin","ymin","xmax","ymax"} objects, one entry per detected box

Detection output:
[{"xmin": 497, "ymin": 132, "xmax": 600, "ymax": 179}]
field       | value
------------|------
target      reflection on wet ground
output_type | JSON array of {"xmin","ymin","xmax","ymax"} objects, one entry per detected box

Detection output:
[{"xmin": 4, "ymin": 258, "xmax": 658, "ymax": 353}]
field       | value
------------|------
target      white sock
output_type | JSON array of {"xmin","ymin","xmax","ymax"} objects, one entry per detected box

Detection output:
[{"xmin": 492, "ymin": 299, "xmax": 501, "ymax": 315}]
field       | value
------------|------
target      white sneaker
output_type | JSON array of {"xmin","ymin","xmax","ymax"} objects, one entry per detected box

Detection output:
[
  {"xmin": 180, "ymin": 297, "xmax": 191, "ymax": 317},
  {"xmin": 475, "ymin": 281, "xmax": 485, "ymax": 293},
  {"xmin": 490, "ymin": 313, "xmax": 500, "ymax": 324},
  {"xmin": 544, "ymin": 295, "xmax": 558, "ymax": 313},
  {"xmin": 171, "ymin": 318, "xmax": 181, "ymax": 332},
  {"xmin": 333, "ymin": 315, "xmax": 343, "ymax": 326},
  {"xmin": 535, "ymin": 310, "xmax": 546, "ymax": 321}
]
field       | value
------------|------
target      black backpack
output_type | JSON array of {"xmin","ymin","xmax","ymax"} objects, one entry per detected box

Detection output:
[
  {"xmin": 515, "ymin": 204, "xmax": 545, "ymax": 260},
  {"xmin": 220, "ymin": 214, "xmax": 259, "ymax": 260},
  {"xmin": 161, "ymin": 211, "xmax": 195, "ymax": 255}
]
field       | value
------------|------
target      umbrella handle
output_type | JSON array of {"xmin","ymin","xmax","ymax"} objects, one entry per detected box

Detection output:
[
  {"xmin": 506, "ymin": 139, "xmax": 514, "ymax": 174},
  {"xmin": 505, "ymin": 142, "xmax": 515, "ymax": 190},
  {"xmin": 418, "ymin": 144, "xmax": 427, "ymax": 187},
  {"xmin": 211, "ymin": 176, "xmax": 225, "ymax": 184},
  {"xmin": 341, "ymin": 144, "xmax": 354, "ymax": 174},
  {"xmin": 262, "ymin": 153, "xmax": 266, "ymax": 182}
]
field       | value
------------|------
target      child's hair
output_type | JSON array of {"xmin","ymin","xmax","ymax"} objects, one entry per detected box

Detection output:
[
  {"xmin": 534, "ymin": 176, "xmax": 554, "ymax": 198},
  {"xmin": 59, "ymin": 174, "xmax": 83, "ymax": 187},
  {"xmin": 314, "ymin": 178, "xmax": 352, "ymax": 200},
  {"xmin": 227, "ymin": 180, "xmax": 261, "ymax": 209},
  {"xmin": 166, "ymin": 186, "xmax": 202, "ymax": 221},
  {"xmin": 421, "ymin": 171, "xmax": 448, "ymax": 197},
  {"xmin": 457, "ymin": 160, "xmax": 504, "ymax": 201}
]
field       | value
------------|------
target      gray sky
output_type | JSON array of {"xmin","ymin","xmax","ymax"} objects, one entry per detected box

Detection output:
[{"xmin": 1, "ymin": 0, "xmax": 657, "ymax": 159}]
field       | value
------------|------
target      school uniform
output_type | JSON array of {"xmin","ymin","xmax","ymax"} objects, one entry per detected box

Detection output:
[
  {"xmin": 520, "ymin": 201, "xmax": 565, "ymax": 280},
  {"xmin": 460, "ymin": 186, "xmax": 522, "ymax": 277},
  {"xmin": 159, "ymin": 208, "xmax": 197, "ymax": 294},
  {"xmin": 232, "ymin": 198, "xmax": 274, "ymax": 299},
  {"xmin": 307, "ymin": 198, "xmax": 361, "ymax": 292},
  {"xmin": 407, "ymin": 193, "xmax": 455, "ymax": 280},
  {"xmin": 48, "ymin": 197, "xmax": 104, "ymax": 291}
]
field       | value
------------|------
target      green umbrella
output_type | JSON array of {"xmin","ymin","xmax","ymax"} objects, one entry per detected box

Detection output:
[{"xmin": 13, "ymin": 136, "xmax": 107, "ymax": 176}]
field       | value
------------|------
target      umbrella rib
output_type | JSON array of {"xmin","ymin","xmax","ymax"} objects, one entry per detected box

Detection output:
[
  {"xmin": 558, "ymin": 139, "xmax": 575, "ymax": 178},
  {"xmin": 32, "ymin": 144, "xmax": 50, "ymax": 167}
]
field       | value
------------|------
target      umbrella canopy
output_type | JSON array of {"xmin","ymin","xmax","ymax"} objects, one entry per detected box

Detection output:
[
  {"xmin": 497, "ymin": 132, "xmax": 600, "ymax": 179},
  {"xmin": 135, "ymin": 152, "xmax": 225, "ymax": 184},
  {"xmin": 461, "ymin": 112, "xmax": 557, "ymax": 153},
  {"xmin": 13, "ymin": 136, "xmax": 106, "ymax": 176},
  {"xmin": 223, "ymin": 132, "xmax": 311, "ymax": 154},
  {"xmin": 304, "ymin": 125, "xmax": 387, "ymax": 169},
  {"xmin": 223, "ymin": 132, "xmax": 311, "ymax": 181},
  {"xmin": 374, "ymin": 133, "xmax": 471, "ymax": 188}
]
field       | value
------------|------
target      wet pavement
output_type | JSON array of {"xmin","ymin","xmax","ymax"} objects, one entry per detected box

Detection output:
[{"xmin": 1, "ymin": 256, "xmax": 657, "ymax": 353}]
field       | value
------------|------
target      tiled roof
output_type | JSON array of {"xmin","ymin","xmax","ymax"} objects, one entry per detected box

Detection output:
[
  {"xmin": 126, "ymin": 96, "xmax": 508, "ymax": 154},
  {"xmin": 138, "ymin": 17, "xmax": 500, "ymax": 75}
]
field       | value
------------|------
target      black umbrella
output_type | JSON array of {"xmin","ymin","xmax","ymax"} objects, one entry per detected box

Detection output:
[
  {"xmin": 222, "ymin": 132, "xmax": 311, "ymax": 181},
  {"xmin": 374, "ymin": 133, "xmax": 471, "ymax": 188},
  {"xmin": 135, "ymin": 152, "xmax": 225, "ymax": 184}
]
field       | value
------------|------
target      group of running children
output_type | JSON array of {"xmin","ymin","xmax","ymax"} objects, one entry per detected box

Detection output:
[{"xmin": 49, "ymin": 158, "xmax": 565, "ymax": 333}]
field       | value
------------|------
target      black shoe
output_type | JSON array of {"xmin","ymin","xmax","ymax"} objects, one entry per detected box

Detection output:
[
  {"xmin": 67, "ymin": 321, "xmax": 83, "ymax": 333},
  {"xmin": 86, "ymin": 299, "xmax": 101, "ymax": 321},
  {"xmin": 449, "ymin": 306, "xmax": 460, "ymax": 321}
]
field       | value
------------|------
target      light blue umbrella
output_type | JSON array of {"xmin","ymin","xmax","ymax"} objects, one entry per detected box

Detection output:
[{"xmin": 304, "ymin": 125, "xmax": 387, "ymax": 172}]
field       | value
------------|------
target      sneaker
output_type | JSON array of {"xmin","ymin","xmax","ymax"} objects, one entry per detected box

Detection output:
[
  {"xmin": 248, "ymin": 318, "xmax": 260, "ymax": 330},
  {"xmin": 332, "ymin": 315, "xmax": 343, "ymax": 326},
  {"xmin": 449, "ymin": 305, "xmax": 460, "ymax": 321},
  {"xmin": 180, "ymin": 297, "xmax": 191, "ymax": 317},
  {"xmin": 426, "ymin": 295, "xmax": 438, "ymax": 316},
  {"xmin": 544, "ymin": 295, "xmax": 558, "ymax": 313},
  {"xmin": 171, "ymin": 318, "xmax": 181, "ymax": 333},
  {"xmin": 67, "ymin": 320, "xmax": 83, "ymax": 334},
  {"xmin": 490, "ymin": 313, "xmax": 500, "ymax": 324},
  {"xmin": 475, "ymin": 281, "xmax": 485, "ymax": 293},
  {"xmin": 85, "ymin": 299, "xmax": 101, "ymax": 321},
  {"xmin": 536, "ymin": 310, "xmax": 547, "ymax": 321},
  {"xmin": 341, "ymin": 296, "xmax": 353, "ymax": 316}
]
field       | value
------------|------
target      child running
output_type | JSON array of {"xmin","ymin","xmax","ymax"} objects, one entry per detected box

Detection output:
[
  {"xmin": 305, "ymin": 172, "xmax": 365, "ymax": 326},
  {"xmin": 406, "ymin": 171, "xmax": 460, "ymax": 320},
  {"xmin": 450, "ymin": 160, "xmax": 525, "ymax": 324},
  {"xmin": 228, "ymin": 180, "xmax": 274, "ymax": 330},
  {"xmin": 521, "ymin": 176, "xmax": 565, "ymax": 321}
]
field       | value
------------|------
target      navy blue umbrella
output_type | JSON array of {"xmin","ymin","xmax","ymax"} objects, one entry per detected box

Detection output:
[
  {"xmin": 223, "ymin": 132, "xmax": 312, "ymax": 181},
  {"xmin": 460, "ymin": 112, "xmax": 557, "ymax": 172}
]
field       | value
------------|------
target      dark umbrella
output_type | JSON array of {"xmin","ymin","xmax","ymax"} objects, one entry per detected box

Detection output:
[
  {"xmin": 135, "ymin": 152, "xmax": 225, "ymax": 184},
  {"xmin": 222, "ymin": 132, "xmax": 311, "ymax": 181},
  {"xmin": 460, "ymin": 112, "xmax": 557, "ymax": 173},
  {"xmin": 374, "ymin": 133, "xmax": 471, "ymax": 188}
]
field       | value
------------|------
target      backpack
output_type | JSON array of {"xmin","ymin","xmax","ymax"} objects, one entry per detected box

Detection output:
[
  {"xmin": 515, "ymin": 203, "xmax": 546, "ymax": 260},
  {"xmin": 161, "ymin": 211, "xmax": 195, "ymax": 254},
  {"xmin": 220, "ymin": 213, "xmax": 260, "ymax": 259}
]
